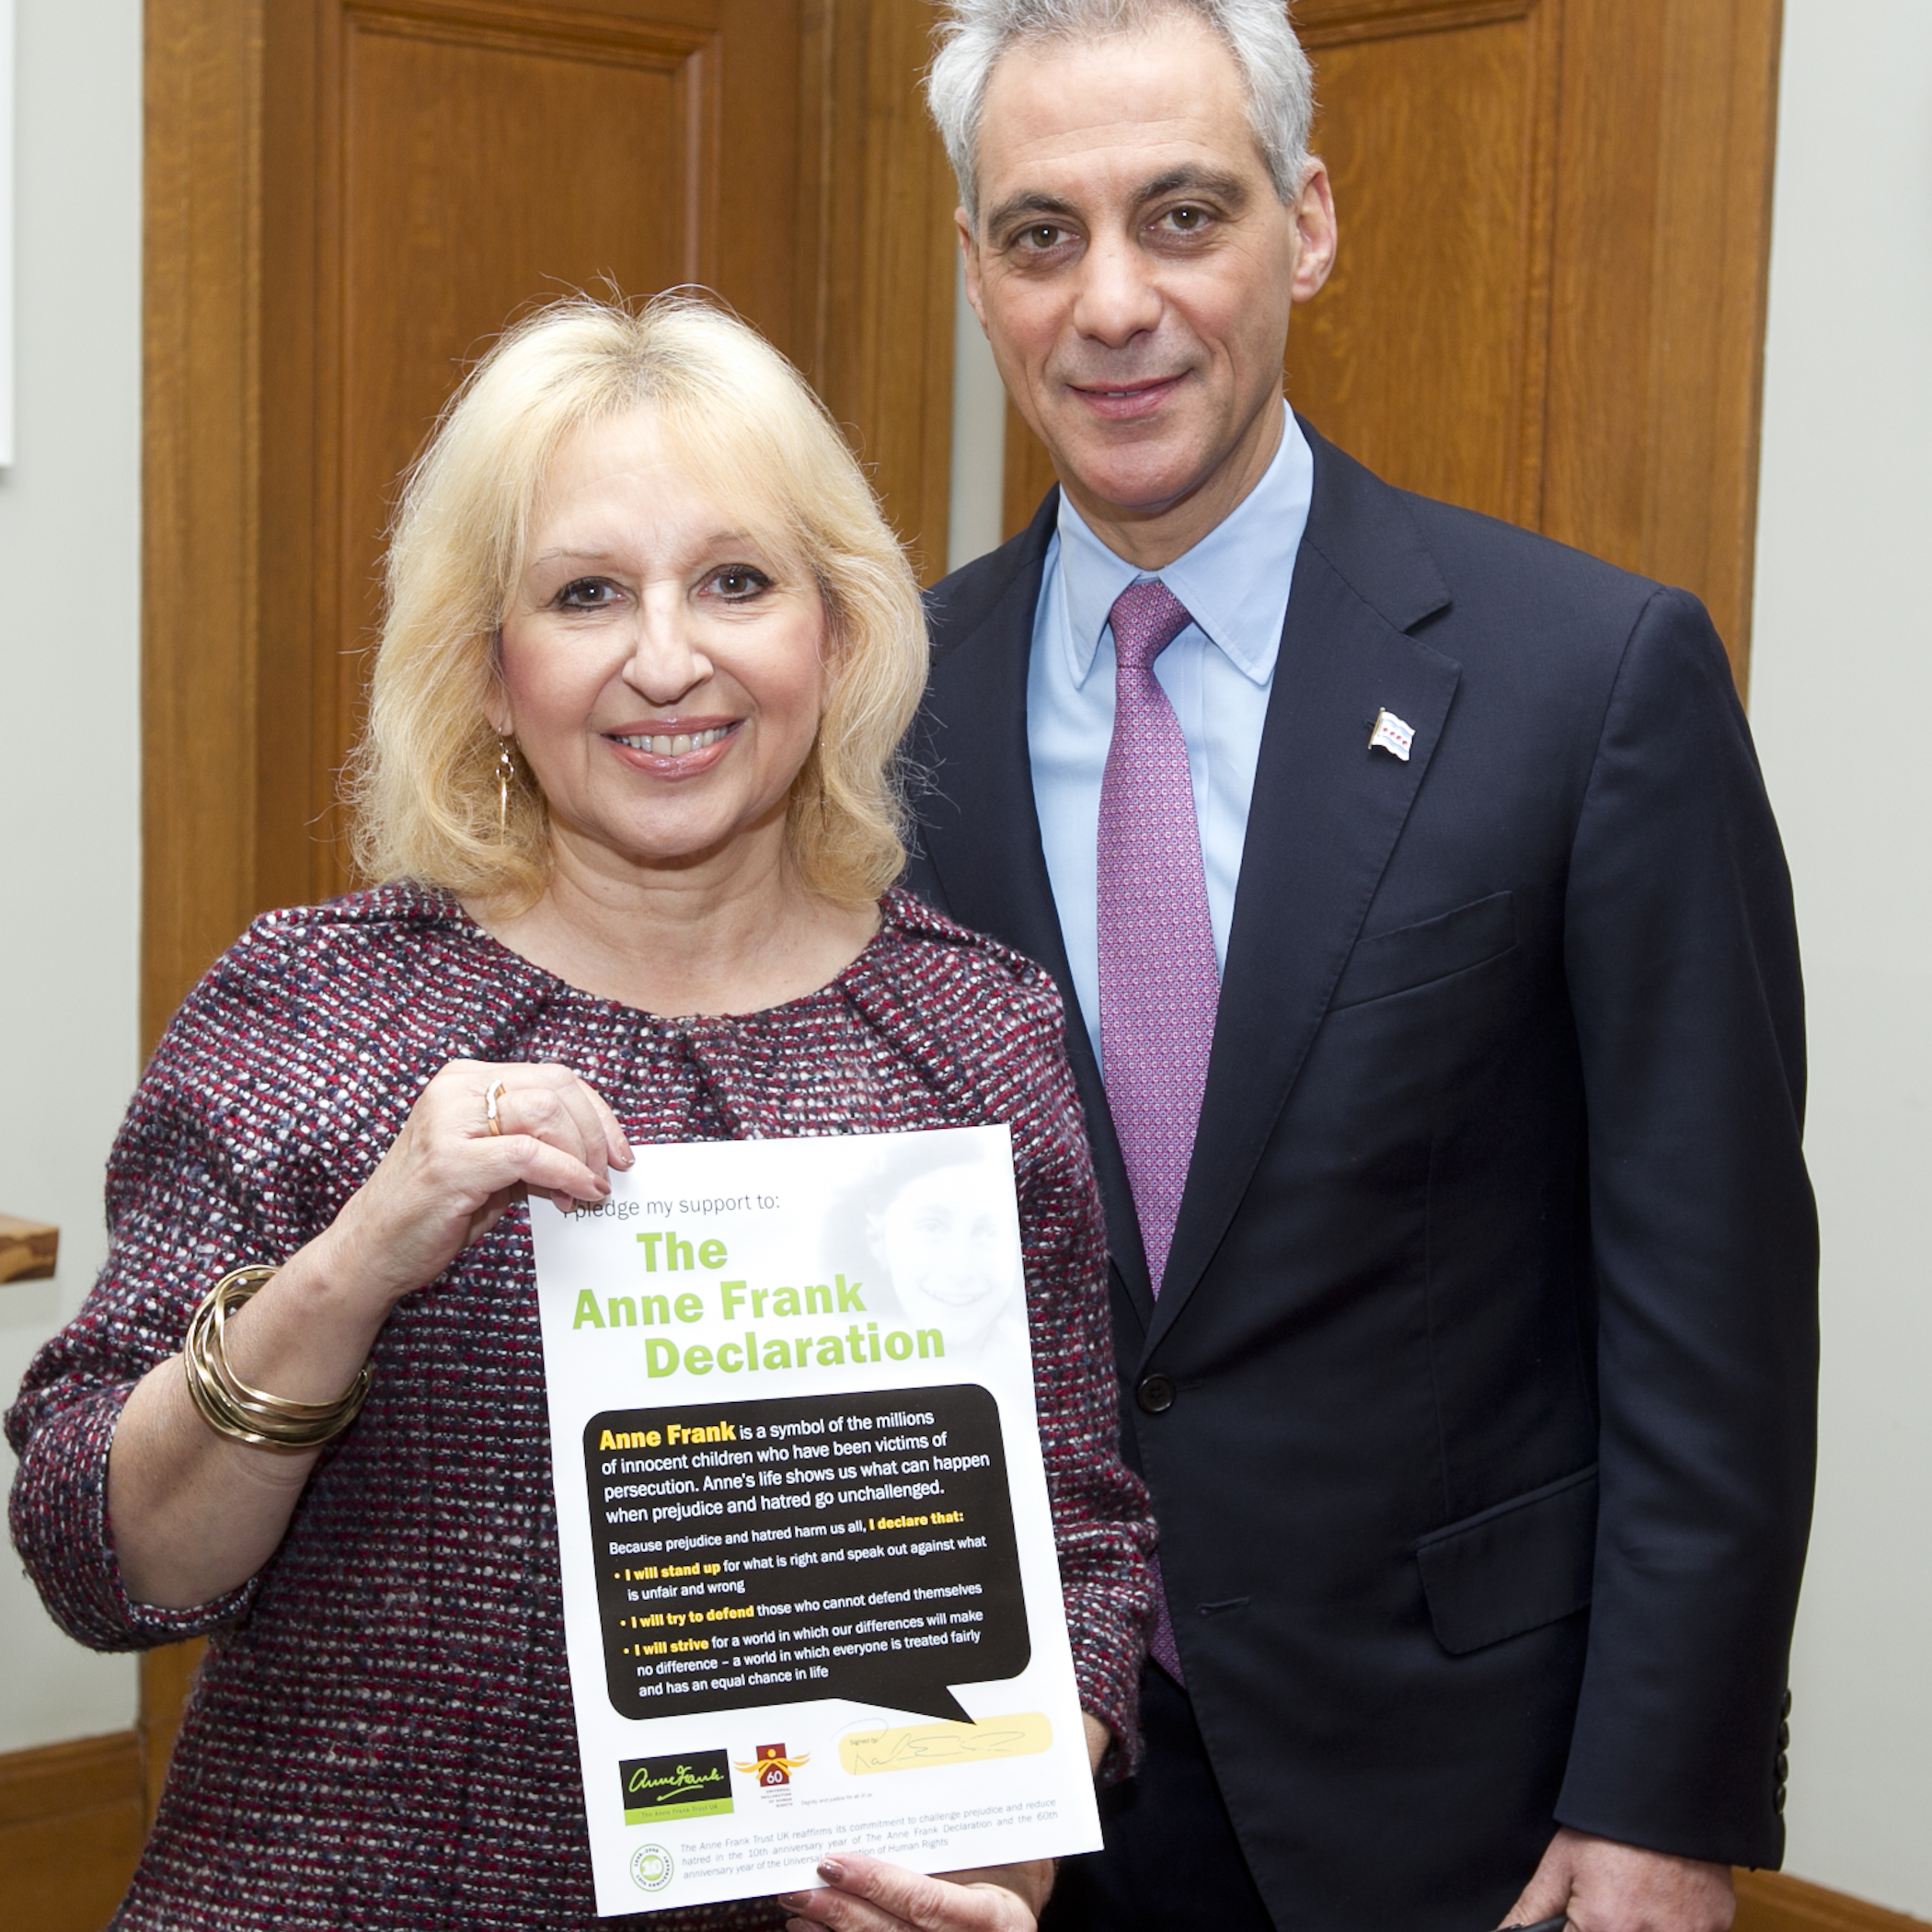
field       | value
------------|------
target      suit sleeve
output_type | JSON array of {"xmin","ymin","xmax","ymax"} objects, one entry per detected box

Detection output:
[{"xmin": 1555, "ymin": 588, "xmax": 1816, "ymax": 1867}]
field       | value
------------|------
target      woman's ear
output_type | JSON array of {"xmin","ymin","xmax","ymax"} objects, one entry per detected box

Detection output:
[{"xmin": 485, "ymin": 633, "xmax": 513, "ymax": 735}]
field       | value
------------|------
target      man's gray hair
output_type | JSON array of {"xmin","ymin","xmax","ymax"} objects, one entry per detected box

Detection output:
[{"xmin": 927, "ymin": 1, "xmax": 1315, "ymax": 222}]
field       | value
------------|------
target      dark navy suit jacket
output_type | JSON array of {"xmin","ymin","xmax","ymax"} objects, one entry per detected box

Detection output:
[{"xmin": 903, "ymin": 422, "xmax": 1817, "ymax": 1929}]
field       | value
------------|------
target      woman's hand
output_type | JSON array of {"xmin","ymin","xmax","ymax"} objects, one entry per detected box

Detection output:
[
  {"xmin": 779, "ymin": 1855, "xmax": 1052, "ymax": 1932},
  {"xmin": 312, "ymin": 1058, "xmax": 632, "ymax": 1314},
  {"xmin": 108, "ymin": 1057, "xmax": 630, "ymax": 1610}
]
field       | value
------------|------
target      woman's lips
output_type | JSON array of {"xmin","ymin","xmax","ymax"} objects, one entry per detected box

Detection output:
[
  {"xmin": 604, "ymin": 719, "xmax": 740, "ymax": 778},
  {"xmin": 1069, "ymin": 373, "xmax": 1186, "ymax": 421}
]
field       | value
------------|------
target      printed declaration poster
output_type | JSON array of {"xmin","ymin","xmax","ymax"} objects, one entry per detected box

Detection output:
[{"xmin": 529, "ymin": 1126, "xmax": 1102, "ymax": 1916}]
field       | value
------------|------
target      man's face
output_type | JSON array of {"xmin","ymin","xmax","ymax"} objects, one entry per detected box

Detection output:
[{"xmin": 960, "ymin": 14, "xmax": 1334, "ymax": 544}]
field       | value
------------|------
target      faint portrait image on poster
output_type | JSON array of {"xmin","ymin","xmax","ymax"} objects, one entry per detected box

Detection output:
[{"xmin": 828, "ymin": 1131, "xmax": 1025, "ymax": 1354}]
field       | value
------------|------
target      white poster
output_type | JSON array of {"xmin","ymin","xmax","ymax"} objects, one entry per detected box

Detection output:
[{"xmin": 530, "ymin": 1125, "xmax": 1103, "ymax": 1917}]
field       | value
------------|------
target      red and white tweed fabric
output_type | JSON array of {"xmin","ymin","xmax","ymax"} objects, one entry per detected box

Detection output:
[{"xmin": 6, "ymin": 884, "xmax": 1155, "ymax": 1932}]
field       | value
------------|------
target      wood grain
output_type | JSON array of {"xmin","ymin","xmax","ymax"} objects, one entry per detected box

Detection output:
[
  {"xmin": 1291, "ymin": 0, "xmax": 1557, "ymax": 528},
  {"xmin": 1736, "ymin": 1869, "xmax": 1932, "ymax": 1932},
  {"xmin": 0, "ymin": 1731, "xmax": 147, "ymax": 1931},
  {"xmin": 137, "ymin": 1642, "xmax": 207, "ymax": 1828},
  {"xmin": 0, "ymin": 1213, "xmax": 59, "ymax": 1283},
  {"xmin": 144, "ymin": 0, "xmax": 820, "ymax": 1005},
  {"xmin": 142, "ymin": 0, "xmax": 269, "ymax": 1049},
  {"xmin": 804, "ymin": 0, "xmax": 959, "ymax": 585},
  {"xmin": 995, "ymin": 0, "xmax": 1781, "ymax": 694},
  {"xmin": 127, "ymin": 0, "xmax": 960, "ymax": 1869}
]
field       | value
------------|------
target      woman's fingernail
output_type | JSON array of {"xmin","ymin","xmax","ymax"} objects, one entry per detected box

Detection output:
[
  {"xmin": 776, "ymin": 1895, "xmax": 808, "ymax": 1912},
  {"xmin": 817, "ymin": 1859, "xmax": 847, "ymax": 1883}
]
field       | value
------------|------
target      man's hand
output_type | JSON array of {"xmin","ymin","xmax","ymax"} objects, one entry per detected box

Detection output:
[
  {"xmin": 1501, "ymin": 1828, "xmax": 1735, "ymax": 1932},
  {"xmin": 779, "ymin": 1853, "xmax": 1049, "ymax": 1932}
]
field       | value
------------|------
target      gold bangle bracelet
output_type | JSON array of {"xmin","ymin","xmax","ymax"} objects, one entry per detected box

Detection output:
[{"xmin": 181, "ymin": 1265, "xmax": 373, "ymax": 1455}]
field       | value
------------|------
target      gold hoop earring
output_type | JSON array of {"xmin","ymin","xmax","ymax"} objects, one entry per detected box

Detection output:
[{"xmin": 496, "ymin": 739, "xmax": 517, "ymax": 834}]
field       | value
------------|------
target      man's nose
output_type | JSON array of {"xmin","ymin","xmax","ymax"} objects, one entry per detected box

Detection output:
[{"xmin": 1070, "ymin": 230, "xmax": 1164, "ymax": 347}]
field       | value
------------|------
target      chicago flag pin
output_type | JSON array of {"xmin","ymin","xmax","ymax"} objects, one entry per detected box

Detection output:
[{"xmin": 1368, "ymin": 708, "xmax": 1416, "ymax": 762}]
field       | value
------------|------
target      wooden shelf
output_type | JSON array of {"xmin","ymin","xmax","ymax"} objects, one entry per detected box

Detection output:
[{"xmin": 0, "ymin": 1214, "xmax": 58, "ymax": 1284}]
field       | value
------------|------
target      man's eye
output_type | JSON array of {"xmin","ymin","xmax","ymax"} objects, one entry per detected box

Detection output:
[
  {"xmin": 1162, "ymin": 205, "xmax": 1210, "ymax": 233},
  {"xmin": 1018, "ymin": 224, "xmax": 1067, "ymax": 251},
  {"xmin": 709, "ymin": 567, "xmax": 771, "ymax": 602},
  {"xmin": 558, "ymin": 578, "xmax": 620, "ymax": 609}
]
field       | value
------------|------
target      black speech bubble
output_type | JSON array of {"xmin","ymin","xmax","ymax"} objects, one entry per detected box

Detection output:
[{"xmin": 584, "ymin": 1385, "xmax": 1029, "ymax": 1724}]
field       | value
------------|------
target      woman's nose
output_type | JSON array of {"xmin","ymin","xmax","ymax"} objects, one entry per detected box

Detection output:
[{"xmin": 624, "ymin": 602, "xmax": 711, "ymax": 703}]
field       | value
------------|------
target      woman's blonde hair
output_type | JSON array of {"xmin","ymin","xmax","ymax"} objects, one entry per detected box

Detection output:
[{"xmin": 348, "ymin": 294, "xmax": 927, "ymax": 909}]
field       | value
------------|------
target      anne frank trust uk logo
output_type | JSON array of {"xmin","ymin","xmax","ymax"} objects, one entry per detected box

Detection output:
[
  {"xmin": 734, "ymin": 1742, "xmax": 810, "ymax": 1806},
  {"xmin": 619, "ymin": 1750, "xmax": 733, "ymax": 1826}
]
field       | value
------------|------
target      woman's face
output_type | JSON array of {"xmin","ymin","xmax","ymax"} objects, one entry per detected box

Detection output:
[
  {"xmin": 492, "ymin": 408, "xmax": 831, "ymax": 877},
  {"xmin": 872, "ymin": 1168, "xmax": 1007, "ymax": 1321}
]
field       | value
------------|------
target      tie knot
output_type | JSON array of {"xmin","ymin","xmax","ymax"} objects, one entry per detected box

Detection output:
[{"xmin": 1109, "ymin": 578, "xmax": 1193, "ymax": 673}]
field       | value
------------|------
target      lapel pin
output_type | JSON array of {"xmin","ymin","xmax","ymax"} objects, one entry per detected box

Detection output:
[{"xmin": 1368, "ymin": 708, "xmax": 1415, "ymax": 762}]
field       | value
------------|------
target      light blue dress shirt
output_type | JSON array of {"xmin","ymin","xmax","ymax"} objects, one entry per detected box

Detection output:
[{"xmin": 1027, "ymin": 404, "xmax": 1315, "ymax": 1068}]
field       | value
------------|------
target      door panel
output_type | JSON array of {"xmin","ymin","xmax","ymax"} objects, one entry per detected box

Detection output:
[
  {"xmin": 1289, "ymin": 2, "xmax": 1557, "ymax": 528},
  {"xmin": 146, "ymin": 0, "xmax": 955, "ymax": 1041},
  {"xmin": 82, "ymin": 0, "xmax": 960, "ymax": 1912},
  {"xmin": 301, "ymin": 0, "xmax": 789, "ymax": 900},
  {"xmin": 1001, "ymin": 0, "xmax": 1779, "ymax": 694},
  {"xmin": 325, "ymin": 6, "xmax": 724, "ymax": 896}
]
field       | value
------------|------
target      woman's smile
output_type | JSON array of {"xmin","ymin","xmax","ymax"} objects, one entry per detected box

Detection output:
[{"xmin": 604, "ymin": 717, "xmax": 741, "ymax": 777}]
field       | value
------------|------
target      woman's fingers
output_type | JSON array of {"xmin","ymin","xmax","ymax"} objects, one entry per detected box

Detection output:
[
  {"xmin": 311, "ymin": 1060, "xmax": 627, "ymax": 1315},
  {"xmin": 583, "ymin": 1079, "xmax": 635, "ymax": 1169},
  {"xmin": 482, "ymin": 1133, "xmax": 609, "ymax": 1205},
  {"xmin": 778, "ymin": 1855, "xmax": 1040, "ymax": 1932},
  {"xmin": 467, "ymin": 1063, "xmax": 631, "ymax": 1179}
]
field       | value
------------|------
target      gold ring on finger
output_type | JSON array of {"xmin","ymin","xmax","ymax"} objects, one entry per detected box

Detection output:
[{"xmin": 483, "ymin": 1080, "xmax": 509, "ymax": 1137}]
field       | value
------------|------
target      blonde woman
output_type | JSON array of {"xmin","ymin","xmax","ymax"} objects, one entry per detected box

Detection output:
[{"xmin": 8, "ymin": 297, "xmax": 1153, "ymax": 1932}]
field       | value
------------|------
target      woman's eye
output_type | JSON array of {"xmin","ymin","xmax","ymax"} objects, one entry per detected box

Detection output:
[
  {"xmin": 558, "ymin": 578, "xmax": 620, "ymax": 609},
  {"xmin": 709, "ymin": 567, "xmax": 772, "ymax": 602}
]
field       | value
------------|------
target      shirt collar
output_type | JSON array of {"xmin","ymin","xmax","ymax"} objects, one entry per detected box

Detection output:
[{"xmin": 1053, "ymin": 403, "xmax": 1313, "ymax": 689}]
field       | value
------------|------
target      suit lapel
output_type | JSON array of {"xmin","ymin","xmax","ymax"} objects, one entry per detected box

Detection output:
[
  {"xmin": 915, "ymin": 497, "xmax": 1156, "ymax": 1323},
  {"xmin": 1145, "ymin": 430, "xmax": 1461, "ymax": 1354}
]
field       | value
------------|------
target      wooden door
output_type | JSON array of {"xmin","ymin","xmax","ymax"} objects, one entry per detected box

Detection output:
[
  {"xmin": 1002, "ymin": 0, "xmax": 1781, "ymax": 686},
  {"xmin": 144, "ymin": 0, "xmax": 956, "ymax": 1042},
  {"xmin": 85, "ymin": 0, "xmax": 955, "ymax": 1905}
]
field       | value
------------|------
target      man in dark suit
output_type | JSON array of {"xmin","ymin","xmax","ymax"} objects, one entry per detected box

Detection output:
[{"xmin": 905, "ymin": 6, "xmax": 1817, "ymax": 1930}]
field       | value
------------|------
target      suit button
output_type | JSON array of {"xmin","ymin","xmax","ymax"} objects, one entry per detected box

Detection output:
[
  {"xmin": 1136, "ymin": 1374, "xmax": 1177, "ymax": 1415},
  {"xmin": 1774, "ymin": 1783, "xmax": 1787, "ymax": 1814},
  {"xmin": 1782, "ymin": 1688, "xmax": 1794, "ymax": 1718},
  {"xmin": 1777, "ymin": 1721, "xmax": 1790, "ymax": 1752},
  {"xmin": 1776, "ymin": 1753, "xmax": 1789, "ymax": 1784}
]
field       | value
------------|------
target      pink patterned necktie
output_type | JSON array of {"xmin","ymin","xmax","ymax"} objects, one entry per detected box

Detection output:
[{"xmin": 1097, "ymin": 577, "xmax": 1219, "ymax": 1684}]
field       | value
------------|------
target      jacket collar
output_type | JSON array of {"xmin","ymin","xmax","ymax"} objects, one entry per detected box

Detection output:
[{"xmin": 916, "ymin": 422, "xmax": 1459, "ymax": 1347}]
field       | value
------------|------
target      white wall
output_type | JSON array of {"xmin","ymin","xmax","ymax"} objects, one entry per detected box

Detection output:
[
  {"xmin": 948, "ymin": 254, "xmax": 1007, "ymax": 574},
  {"xmin": 1748, "ymin": 0, "xmax": 1932, "ymax": 1915},
  {"xmin": 0, "ymin": 0, "xmax": 143, "ymax": 1750}
]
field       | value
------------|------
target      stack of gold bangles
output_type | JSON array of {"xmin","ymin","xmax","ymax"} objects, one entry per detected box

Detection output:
[{"xmin": 182, "ymin": 1265, "xmax": 373, "ymax": 1453}]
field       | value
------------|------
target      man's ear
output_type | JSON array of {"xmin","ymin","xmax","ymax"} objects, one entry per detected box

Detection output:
[
  {"xmin": 956, "ymin": 209, "xmax": 989, "ymax": 329},
  {"xmin": 1290, "ymin": 159, "xmax": 1339, "ymax": 305}
]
